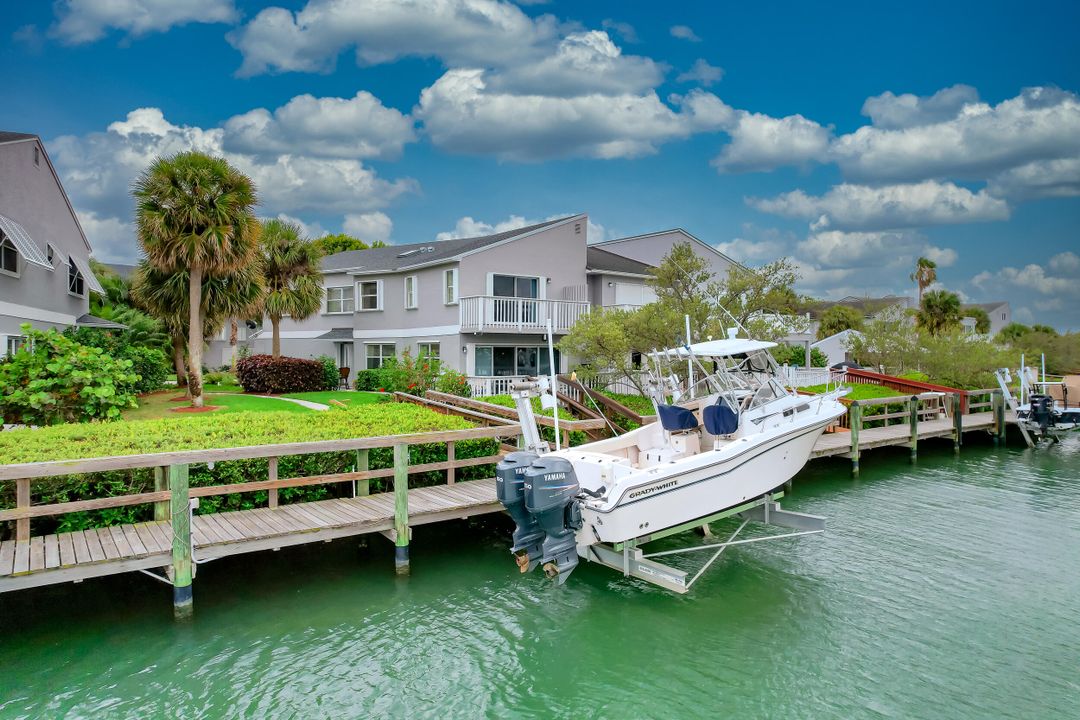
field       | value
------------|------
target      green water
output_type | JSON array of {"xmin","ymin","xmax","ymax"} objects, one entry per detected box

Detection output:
[{"xmin": 2, "ymin": 437, "xmax": 1079, "ymax": 719}]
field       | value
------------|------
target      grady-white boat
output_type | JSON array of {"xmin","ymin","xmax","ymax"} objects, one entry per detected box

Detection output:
[
  {"xmin": 997, "ymin": 364, "xmax": 1080, "ymax": 444},
  {"xmin": 496, "ymin": 332, "xmax": 848, "ymax": 592}
]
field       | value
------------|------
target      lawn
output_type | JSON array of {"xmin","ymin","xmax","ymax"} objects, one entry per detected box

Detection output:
[
  {"xmin": 123, "ymin": 391, "xmax": 313, "ymax": 421},
  {"xmin": 801, "ymin": 382, "xmax": 913, "ymax": 401},
  {"xmin": 281, "ymin": 391, "xmax": 386, "ymax": 406},
  {"xmin": 599, "ymin": 390, "xmax": 654, "ymax": 416}
]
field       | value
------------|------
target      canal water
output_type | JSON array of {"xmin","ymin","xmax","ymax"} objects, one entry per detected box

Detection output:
[{"xmin": 1, "ymin": 437, "xmax": 1078, "ymax": 719}]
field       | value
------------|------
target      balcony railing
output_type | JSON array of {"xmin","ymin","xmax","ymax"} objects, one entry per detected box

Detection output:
[{"xmin": 459, "ymin": 296, "xmax": 590, "ymax": 334}]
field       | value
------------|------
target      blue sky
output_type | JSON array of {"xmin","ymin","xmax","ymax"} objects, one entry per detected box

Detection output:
[{"xmin": 3, "ymin": 0, "xmax": 1079, "ymax": 328}]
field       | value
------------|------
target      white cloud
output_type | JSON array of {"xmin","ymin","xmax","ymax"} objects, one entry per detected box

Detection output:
[
  {"xmin": 51, "ymin": 0, "xmax": 238, "ymax": 44},
  {"xmin": 79, "ymin": 210, "xmax": 137, "ymax": 262},
  {"xmin": 796, "ymin": 229, "xmax": 956, "ymax": 272},
  {"xmin": 669, "ymin": 25, "xmax": 701, "ymax": 42},
  {"xmin": 712, "ymin": 111, "xmax": 832, "ymax": 173},
  {"xmin": 223, "ymin": 91, "xmax": 416, "ymax": 160},
  {"xmin": 435, "ymin": 213, "xmax": 604, "ymax": 243},
  {"xmin": 861, "ymin": 84, "xmax": 979, "ymax": 129},
  {"xmin": 343, "ymin": 212, "xmax": 393, "ymax": 243},
  {"xmin": 1049, "ymin": 251, "xmax": 1080, "ymax": 274},
  {"xmin": 273, "ymin": 213, "xmax": 328, "ymax": 239},
  {"xmin": 749, "ymin": 181, "xmax": 1009, "ymax": 231},
  {"xmin": 987, "ymin": 156, "xmax": 1080, "ymax": 199},
  {"xmin": 833, "ymin": 87, "xmax": 1080, "ymax": 184},
  {"xmin": 601, "ymin": 19, "xmax": 638, "ymax": 44},
  {"xmin": 416, "ymin": 70, "xmax": 728, "ymax": 160},
  {"xmin": 49, "ymin": 107, "xmax": 417, "ymax": 262},
  {"xmin": 228, "ymin": 0, "xmax": 559, "ymax": 76},
  {"xmin": 677, "ymin": 59, "xmax": 723, "ymax": 87}
]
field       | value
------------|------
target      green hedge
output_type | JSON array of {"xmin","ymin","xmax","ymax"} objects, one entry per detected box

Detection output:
[
  {"xmin": 477, "ymin": 395, "xmax": 587, "ymax": 446},
  {"xmin": 0, "ymin": 403, "xmax": 498, "ymax": 537}
]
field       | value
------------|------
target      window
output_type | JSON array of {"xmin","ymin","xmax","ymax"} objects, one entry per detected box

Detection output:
[
  {"xmin": 68, "ymin": 259, "xmax": 85, "ymax": 296},
  {"xmin": 444, "ymin": 268, "xmax": 458, "ymax": 305},
  {"xmin": 614, "ymin": 282, "xmax": 657, "ymax": 307},
  {"xmin": 474, "ymin": 345, "xmax": 560, "ymax": 377},
  {"xmin": 418, "ymin": 342, "xmax": 440, "ymax": 359},
  {"xmin": 492, "ymin": 274, "xmax": 538, "ymax": 299},
  {"xmin": 4, "ymin": 335, "xmax": 25, "ymax": 358},
  {"xmin": 404, "ymin": 275, "xmax": 418, "ymax": 309},
  {"xmin": 0, "ymin": 236, "xmax": 18, "ymax": 275},
  {"xmin": 357, "ymin": 280, "xmax": 382, "ymax": 311},
  {"xmin": 46, "ymin": 244, "xmax": 58, "ymax": 265},
  {"xmin": 325, "ymin": 286, "xmax": 354, "ymax": 314},
  {"xmin": 366, "ymin": 343, "xmax": 395, "ymax": 369},
  {"xmin": 1002, "ymin": 313, "xmax": 1006, "ymax": 321},
  {"xmin": 33, "ymin": 146, "xmax": 40, "ymax": 166}
]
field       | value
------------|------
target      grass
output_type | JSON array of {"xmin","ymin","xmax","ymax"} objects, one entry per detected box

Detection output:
[
  {"xmin": 122, "ymin": 391, "xmax": 313, "ymax": 421},
  {"xmin": 599, "ymin": 390, "xmax": 654, "ymax": 416},
  {"xmin": 281, "ymin": 391, "xmax": 386, "ymax": 406},
  {"xmin": 801, "ymin": 383, "xmax": 912, "ymax": 401}
]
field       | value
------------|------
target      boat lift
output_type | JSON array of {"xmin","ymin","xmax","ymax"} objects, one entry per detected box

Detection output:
[{"xmin": 582, "ymin": 493, "xmax": 825, "ymax": 594}]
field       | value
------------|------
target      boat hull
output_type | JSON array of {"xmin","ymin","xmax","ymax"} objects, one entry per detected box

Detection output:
[{"xmin": 578, "ymin": 418, "xmax": 831, "ymax": 545}]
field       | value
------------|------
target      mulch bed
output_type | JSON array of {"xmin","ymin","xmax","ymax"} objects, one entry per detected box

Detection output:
[{"xmin": 170, "ymin": 405, "xmax": 222, "ymax": 414}]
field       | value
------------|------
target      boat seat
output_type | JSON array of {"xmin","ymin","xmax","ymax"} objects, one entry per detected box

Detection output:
[
  {"xmin": 656, "ymin": 404, "xmax": 698, "ymax": 432},
  {"xmin": 703, "ymin": 400, "xmax": 739, "ymax": 435}
]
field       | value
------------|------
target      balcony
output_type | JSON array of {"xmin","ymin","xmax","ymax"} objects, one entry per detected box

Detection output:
[{"xmin": 459, "ymin": 295, "xmax": 590, "ymax": 334}]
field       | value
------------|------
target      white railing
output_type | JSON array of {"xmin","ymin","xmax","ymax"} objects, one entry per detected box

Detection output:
[
  {"xmin": 459, "ymin": 296, "xmax": 590, "ymax": 333},
  {"xmin": 777, "ymin": 365, "xmax": 832, "ymax": 388},
  {"xmin": 467, "ymin": 375, "xmax": 529, "ymax": 396}
]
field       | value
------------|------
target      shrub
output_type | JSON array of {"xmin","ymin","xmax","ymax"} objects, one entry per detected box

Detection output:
[
  {"xmin": 204, "ymin": 370, "xmax": 239, "ymax": 386},
  {"xmin": 121, "ymin": 345, "xmax": 170, "ymax": 394},
  {"xmin": 317, "ymin": 354, "xmax": 340, "ymax": 390},
  {"xmin": 772, "ymin": 344, "xmax": 829, "ymax": 368},
  {"xmin": 236, "ymin": 354, "xmax": 325, "ymax": 394},
  {"xmin": 354, "ymin": 369, "xmax": 381, "ymax": 392},
  {"xmin": 0, "ymin": 324, "xmax": 139, "ymax": 425},
  {"xmin": 435, "ymin": 368, "xmax": 472, "ymax": 397}
]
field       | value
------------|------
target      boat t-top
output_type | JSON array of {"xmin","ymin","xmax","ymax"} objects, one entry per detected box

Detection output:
[
  {"xmin": 996, "ymin": 362, "xmax": 1080, "ymax": 444},
  {"xmin": 496, "ymin": 329, "xmax": 848, "ymax": 592}
]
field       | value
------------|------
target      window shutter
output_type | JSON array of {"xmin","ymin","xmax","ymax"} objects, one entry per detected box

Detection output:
[
  {"xmin": 538, "ymin": 276, "xmax": 547, "ymax": 300},
  {"xmin": 376, "ymin": 280, "xmax": 384, "ymax": 310}
]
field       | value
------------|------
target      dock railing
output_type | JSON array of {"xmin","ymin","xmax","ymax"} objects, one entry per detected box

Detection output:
[{"xmin": 0, "ymin": 424, "xmax": 524, "ymax": 616}]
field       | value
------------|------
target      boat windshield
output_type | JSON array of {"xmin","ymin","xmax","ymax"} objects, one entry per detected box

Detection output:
[{"xmin": 748, "ymin": 378, "xmax": 789, "ymax": 410}]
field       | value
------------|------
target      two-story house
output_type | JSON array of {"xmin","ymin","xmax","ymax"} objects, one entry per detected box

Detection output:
[
  {"xmin": 962, "ymin": 301, "xmax": 1012, "ymax": 336},
  {"xmin": 0, "ymin": 131, "xmax": 112, "ymax": 356}
]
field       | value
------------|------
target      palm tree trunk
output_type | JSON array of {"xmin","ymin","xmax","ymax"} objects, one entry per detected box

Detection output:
[
  {"xmin": 172, "ymin": 334, "xmax": 188, "ymax": 388},
  {"xmin": 188, "ymin": 267, "xmax": 205, "ymax": 408},
  {"xmin": 229, "ymin": 319, "xmax": 239, "ymax": 368},
  {"xmin": 271, "ymin": 315, "xmax": 281, "ymax": 358}
]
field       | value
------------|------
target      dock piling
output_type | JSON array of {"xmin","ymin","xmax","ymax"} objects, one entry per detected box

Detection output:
[
  {"xmin": 849, "ymin": 402, "xmax": 861, "ymax": 476},
  {"xmin": 393, "ymin": 444, "xmax": 410, "ymax": 576},
  {"xmin": 169, "ymin": 463, "xmax": 193, "ymax": 620},
  {"xmin": 952, "ymin": 394, "xmax": 963, "ymax": 453},
  {"xmin": 153, "ymin": 466, "xmax": 169, "ymax": 522},
  {"xmin": 909, "ymin": 396, "xmax": 919, "ymax": 462},
  {"xmin": 355, "ymin": 449, "xmax": 369, "ymax": 496},
  {"xmin": 267, "ymin": 457, "xmax": 279, "ymax": 509},
  {"xmin": 993, "ymin": 392, "xmax": 1006, "ymax": 446}
]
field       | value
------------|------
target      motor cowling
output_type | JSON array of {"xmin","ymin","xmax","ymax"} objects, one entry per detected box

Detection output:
[
  {"xmin": 495, "ymin": 451, "xmax": 544, "ymax": 572},
  {"xmin": 1030, "ymin": 394, "xmax": 1053, "ymax": 432},
  {"xmin": 524, "ymin": 457, "xmax": 582, "ymax": 584}
]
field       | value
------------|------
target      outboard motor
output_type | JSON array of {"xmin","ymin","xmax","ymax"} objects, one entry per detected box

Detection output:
[
  {"xmin": 1029, "ymin": 394, "xmax": 1054, "ymax": 433},
  {"xmin": 524, "ymin": 456, "xmax": 582, "ymax": 584},
  {"xmin": 495, "ymin": 451, "xmax": 544, "ymax": 572}
]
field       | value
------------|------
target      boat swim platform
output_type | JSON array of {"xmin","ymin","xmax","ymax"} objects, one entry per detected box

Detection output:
[
  {"xmin": 0, "ymin": 411, "xmax": 1012, "ymax": 594},
  {"xmin": 0, "ymin": 479, "xmax": 501, "ymax": 592}
]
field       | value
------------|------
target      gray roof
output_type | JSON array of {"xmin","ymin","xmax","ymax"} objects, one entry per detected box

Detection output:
[
  {"xmin": 963, "ymin": 301, "xmax": 1008, "ymax": 312},
  {"xmin": 317, "ymin": 328, "xmax": 354, "ymax": 340},
  {"xmin": 586, "ymin": 246, "xmax": 653, "ymax": 275},
  {"xmin": 75, "ymin": 314, "xmax": 127, "ymax": 330},
  {"xmin": 321, "ymin": 215, "xmax": 576, "ymax": 273},
  {"xmin": 0, "ymin": 131, "xmax": 36, "ymax": 145}
]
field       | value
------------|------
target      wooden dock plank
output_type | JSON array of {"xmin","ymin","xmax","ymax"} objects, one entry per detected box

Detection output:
[
  {"xmin": 71, "ymin": 530, "xmax": 92, "ymax": 565},
  {"xmin": 121, "ymin": 525, "xmax": 149, "ymax": 558},
  {"xmin": 240, "ymin": 509, "xmax": 292, "ymax": 537},
  {"xmin": 108, "ymin": 525, "xmax": 134, "ymax": 559},
  {"xmin": 203, "ymin": 513, "xmax": 246, "ymax": 542},
  {"xmin": 133, "ymin": 523, "xmax": 164, "ymax": 554},
  {"xmin": 29, "ymin": 537, "xmax": 45, "ymax": 572},
  {"xmin": 145, "ymin": 521, "xmax": 173, "ymax": 552},
  {"xmin": 0, "ymin": 540, "xmax": 15, "ymax": 576},
  {"xmin": 13, "ymin": 541, "xmax": 30, "ymax": 574},
  {"xmin": 58, "ymin": 532, "xmax": 76, "ymax": 567},
  {"xmin": 191, "ymin": 516, "xmax": 222, "ymax": 546},
  {"xmin": 95, "ymin": 527, "xmax": 121, "ymax": 561},
  {"xmin": 84, "ymin": 530, "xmax": 106, "ymax": 563},
  {"xmin": 276, "ymin": 505, "xmax": 323, "ymax": 533},
  {"xmin": 44, "ymin": 535, "xmax": 60, "ymax": 569}
]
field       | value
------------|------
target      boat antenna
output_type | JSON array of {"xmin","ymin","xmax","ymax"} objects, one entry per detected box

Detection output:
[
  {"xmin": 546, "ymin": 318, "xmax": 561, "ymax": 451},
  {"xmin": 659, "ymin": 253, "xmax": 754, "ymax": 339}
]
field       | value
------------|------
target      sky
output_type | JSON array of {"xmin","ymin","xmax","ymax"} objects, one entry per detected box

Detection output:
[{"xmin": 2, "ymin": 0, "xmax": 1079, "ymax": 329}]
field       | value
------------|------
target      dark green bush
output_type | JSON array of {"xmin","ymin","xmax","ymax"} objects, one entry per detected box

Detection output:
[
  {"xmin": 317, "ymin": 354, "xmax": 340, "ymax": 390},
  {"xmin": 236, "ymin": 354, "xmax": 324, "ymax": 393}
]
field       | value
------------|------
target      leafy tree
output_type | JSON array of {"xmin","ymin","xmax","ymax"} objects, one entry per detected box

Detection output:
[
  {"xmin": 916, "ymin": 289, "xmax": 962, "ymax": 336},
  {"xmin": 772, "ymin": 344, "xmax": 829, "ymax": 367},
  {"xmin": 313, "ymin": 233, "xmax": 388, "ymax": 256},
  {"xmin": 962, "ymin": 306, "xmax": 991, "ymax": 334},
  {"xmin": 258, "ymin": 219, "xmax": 325, "ymax": 357},
  {"xmin": 713, "ymin": 258, "xmax": 800, "ymax": 335},
  {"xmin": 909, "ymin": 256, "xmax": 937, "ymax": 305},
  {"xmin": 848, "ymin": 306, "xmax": 921, "ymax": 374},
  {"xmin": 1031, "ymin": 324, "xmax": 1058, "ymax": 336},
  {"xmin": 995, "ymin": 322, "xmax": 1031, "ymax": 344},
  {"xmin": 134, "ymin": 151, "xmax": 260, "ymax": 407},
  {"xmin": 817, "ymin": 305, "xmax": 864, "ymax": 340},
  {"xmin": 646, "ymin": 242, "xmax": 718, "ymax": 338}
]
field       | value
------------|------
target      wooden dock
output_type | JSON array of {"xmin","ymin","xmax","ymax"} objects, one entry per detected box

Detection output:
[{"xmin": 811, "ymin": 411, "xmax": 997, "ymax": 458}]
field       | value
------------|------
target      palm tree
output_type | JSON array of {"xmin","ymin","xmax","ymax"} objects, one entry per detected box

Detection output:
[
  {"xmin": 133, "ymin": 152, "xmax": 259, "ymax": 407},
  {"xmin": 130, "ymin": 261, "xmax": 265, "ymax": 396},
  {"xmin": 258, "ymin": 219, "xmax": 324, "ymax": 357},
  {"xmin": 917, "ymin": 289, "xmax": 962, "ymax": 336},
  {"xmin": 909, "ymin": 256, "xmax": 938, "ymax": 305}
]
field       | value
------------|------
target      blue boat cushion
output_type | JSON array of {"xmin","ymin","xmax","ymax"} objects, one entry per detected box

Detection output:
[
  {"xmin": 657, "ymin": 404, "xmax": 699, "ymax": 432},
  {"xmin": 703, "ymin": 399, "xmax": 739, "ymax": 435}
]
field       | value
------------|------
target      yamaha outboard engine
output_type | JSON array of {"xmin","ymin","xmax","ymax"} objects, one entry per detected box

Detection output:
[
  {"xmin": 524, "ymin": 456, "xmax": 582, "ymax": 584},
  {"xmin": 495, "ymin": 451, "xmax": 544, "ymax": 572},
  {"xmin": 1029, "ymin": 394, "xmax": 1053, "ymax": 433}
]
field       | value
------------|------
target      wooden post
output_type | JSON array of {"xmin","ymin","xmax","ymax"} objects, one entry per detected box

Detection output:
[
  {"xmin": 393, "ymin": 443, "xmax": 410, "ymax": 576},
  {"xmin": 952, "ymin": 393, "xmax": 963, "ymax": 452},
  {"xmin": 153, "ymin": 466, "xmax": 169, "ymax": 522},
  {"xmin": 15, "ymin": 477, "xmax": 30, "ymax": 542},
  {"xmin": 267, "ymin": 457, "xmax": 279, "ymax": 509},
  {"xmin": 562, "ymin": 428, "xmax": 571, "ymax": 449},
  {"xmin": 169, "ymin": 464, "xmax": 193, "ymax": 620},
  {"xmin": 849, "ymin": 402, "xmax": 861, "ymax": 476},
  {"xmin": 908, "ymin": 396, "xmax": 919, "ymax": 462},
  {"xmin": 994, "ymin": 391, "xmax": 1007, "ymax": 445},
  {"xmin": 446, "ymin": 441, "xmax": 456, "ymax": 485},
  {"xmin": 355, "ymin": 449, "xmax": 369, "ymax": 496}
]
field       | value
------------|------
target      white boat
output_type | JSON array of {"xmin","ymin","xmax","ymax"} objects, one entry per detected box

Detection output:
[
  {"xmin": 496, "ymin": 332, "xmax": 848, "ymax": 591},
  {"xmin": 996, "ymin": 366, "xmax": 1080, "ymax": 444}
]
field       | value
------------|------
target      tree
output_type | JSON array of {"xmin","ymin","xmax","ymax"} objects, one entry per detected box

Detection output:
[
  {"xmin": 134, "ymin": 152, "xmax": 260, "ymax": 407},
  {"xmin": 817, "ymin": 305, "xmax": 864, "ymax": 340},
  {"xmin": 313, "ymin": 233, "xmax": 388, "ymax": 256},
  {"xmin": 713, "ymin": 258, "xmax": 800, "ymax": 339},
  {"xmin": 962, "ymin": 307, "xmax": 990, "ymax": 334},
  {"xmin": 995, "ymin": 322, "xmax": 1031, "ymax": 344},
  {"xmin": 917, "ymin": 289, "xmax": 962, "ymax": 336},
  {"xmin": 258, "ymin": 219, "xmax": 324, "ymax": 357},
  {"xmin": 848, "ymin": 306, "xmax": 921, "ymax": 374},
  {"xmin": 910, "ymin": 256, "xmax": 937, "ymax": 305}
]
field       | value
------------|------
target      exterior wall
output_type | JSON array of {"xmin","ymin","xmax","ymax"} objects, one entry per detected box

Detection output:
[
  {"xmin": 590, "ymin": 273, "xmax": 653, "ymax": 309},
  {"xmin": 594, "ymin": 230, "xmax": 736, "ymax": 280},
  {"xmin": 812, "ymin": 329, "xmax": 860, "ymax": 367},
  {"xmin": 0, "ymin": 138, "xmax": 92, "ymax": 332},
  {"xmin": 352, "ymin": 262, "xmax": 460, "ymax": 339},
  {"xmin": 985, "ymin": 303, "xmax": 1011, "ymax": 336}
]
